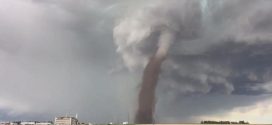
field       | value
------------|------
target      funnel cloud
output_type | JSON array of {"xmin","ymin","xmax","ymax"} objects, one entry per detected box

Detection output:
[{"xmin": 135, "ymin": 30, "xmax": 174, "ymax": 123}]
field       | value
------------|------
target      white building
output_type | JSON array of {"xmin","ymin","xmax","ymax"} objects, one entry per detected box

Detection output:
[
  {"xmin": 122, "ymin": 122, "xmax": 128, "ymax": 125},
  {"xmin": 20, "ymin": 122, "xmax": 36, "ymax": 125},
  {"xmin": 35, "ymin": 122, "xmax": 53, "ymax": 125},
  {"xmin": 55, "ymin": 117, "xmax": 78, "ymax": 125},
  {"xmin": 0, "ymin": 122, "xmax": 10, "ymax": 125}
]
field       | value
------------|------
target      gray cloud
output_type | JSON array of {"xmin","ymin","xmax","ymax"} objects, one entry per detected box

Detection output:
[
  {"xmin": 0, "ymin": 0, "xmax": 139, "ymax": 123},
  {"xmin": 113, "ymin": 0, "xmax": 272, "ymax": 122},
  {"xmin": 160, "ymin": 41, "xmax": 272, "ymax": 95},
  {"xmin": 114, "ymin": 0, "xmax": 272, "ymax": 95},
  {"xmin": 1, "ymin": 0, "xmax": 272, "ymax": 124},
  {"xmin": 155, "ymin": 95, "xmax": 269, "ymax": 123}
]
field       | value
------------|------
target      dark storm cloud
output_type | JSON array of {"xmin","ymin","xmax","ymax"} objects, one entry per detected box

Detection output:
[
  {"xmin": 160, "ymin": 41, "xmax": 272, "ymax": 95},
  {"xmin": 1, "ymin": 0, "xmax": 272, "ymax": 124},
  {"xmin": 155, "ymin": 95, "xmax": 269, "ymax": 123},
  {"xmin": 114, "ymin": 0, "xmax": 272, "ymax": 95},
  {"xmin": 113, "ymin": 0, "xmax": 272, "ymax": 123}
]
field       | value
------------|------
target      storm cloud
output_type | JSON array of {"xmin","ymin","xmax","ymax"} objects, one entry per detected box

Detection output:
[
  {"xmin": 0, "ymin": 0, "xmax": 272, "ymax": 124},
  {"xmin": 0, "ymin": 0, "xmax": 138, "ymax": 123},
  {"xmin": 114, "ymin": 0, "xmax": 272, "ymax": 123}
]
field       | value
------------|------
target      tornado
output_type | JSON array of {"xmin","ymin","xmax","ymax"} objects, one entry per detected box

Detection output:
[
  {"xmin": 135, "ymin": 30, "xmax": 174, "ymax": 124},
  {"xmin": 113, "ymin": 0, "xmax": 202, "ymax": 123}
]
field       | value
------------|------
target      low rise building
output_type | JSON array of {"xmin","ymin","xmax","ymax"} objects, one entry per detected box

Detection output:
[
  {"xmin": 20, "ymin": 122, "xmax": 36, "ymax": 125},
  {"xmin": 35, "ymin": 122, "xmax": 53, "ymax": 125},
  {"xmin": 55, "ymin": 117, "xmax": 78, "ymax": 125},
  {"xmin": 0, "ymin": 122, "xmax": 10, "ymax": 125}
]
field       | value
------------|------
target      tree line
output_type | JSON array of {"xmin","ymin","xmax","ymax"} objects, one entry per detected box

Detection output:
[{"xmin": 201, "ymin": 120, "xmax": 250, "ymax": 124}]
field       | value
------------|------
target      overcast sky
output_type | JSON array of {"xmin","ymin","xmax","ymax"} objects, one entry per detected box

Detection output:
[{"xmin": 1, "ymin": 0, "xmax": 272, "ymax": 124}]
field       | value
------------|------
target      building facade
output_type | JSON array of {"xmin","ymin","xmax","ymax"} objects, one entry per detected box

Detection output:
[{"xmin": 55, "ymin": 117, "xmax": 78, "ymax": 125}]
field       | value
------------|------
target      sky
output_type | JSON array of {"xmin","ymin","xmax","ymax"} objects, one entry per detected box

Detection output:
[{"xmin": 0, "ymin": 0, "xmax": 272, "ymax": 124}]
